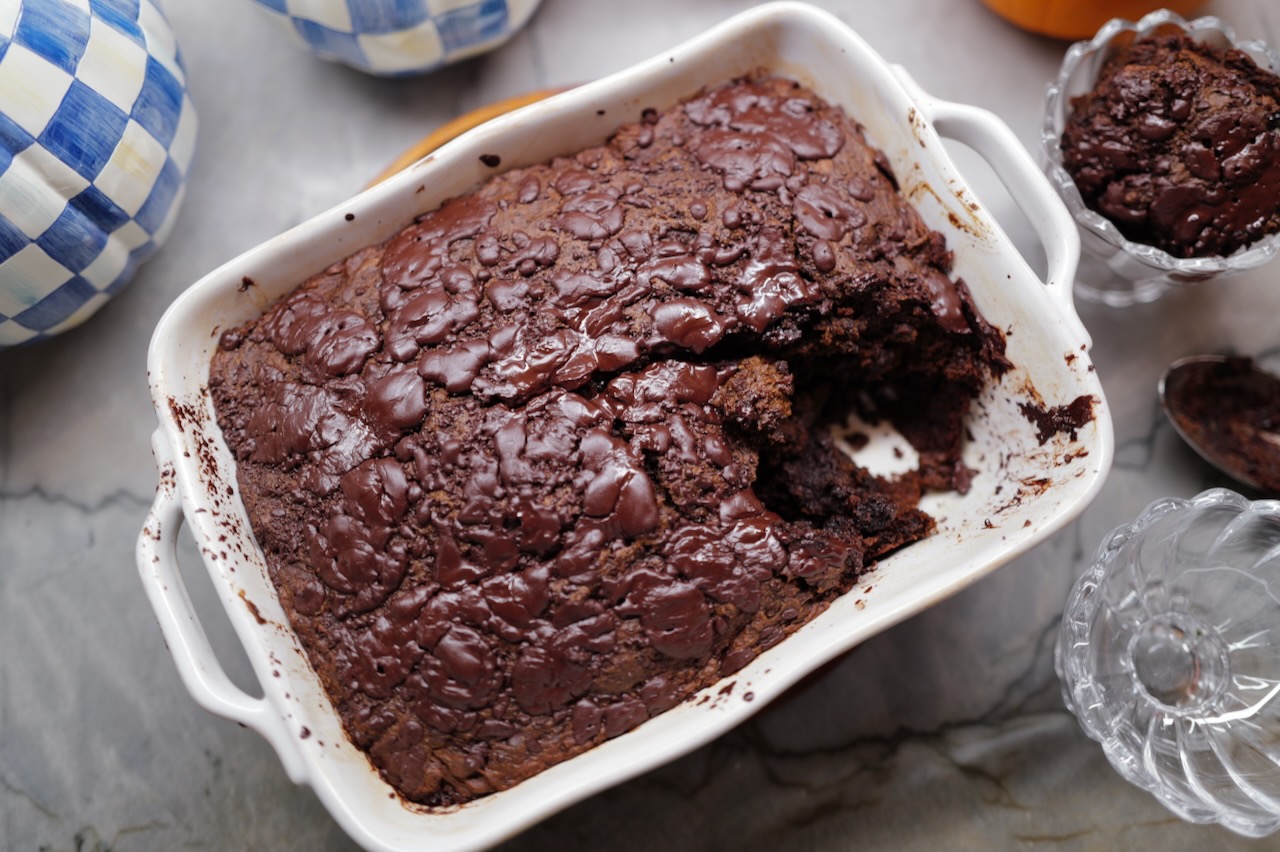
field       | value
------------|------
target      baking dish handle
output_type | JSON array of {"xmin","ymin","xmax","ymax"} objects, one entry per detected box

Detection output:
[
  {"xmin": 891, "ymin": 67, "xmax": 1090, "ymax": 348},
  {"xmin": 136, "ymin": 429, "xmax": 307, "ymax": 784}
]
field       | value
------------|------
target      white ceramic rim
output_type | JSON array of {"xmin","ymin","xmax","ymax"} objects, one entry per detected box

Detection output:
[{"xmin": 139, "ymin": 3, "xmax": 1114, "ymax": 850}]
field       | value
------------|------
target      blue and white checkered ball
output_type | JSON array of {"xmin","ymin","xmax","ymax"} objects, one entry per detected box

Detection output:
[
  {"xmin": 251, "ymin": 0, "xmax": 541, "ymax": 76},
  {"xmin": 0, "ymin": 0, "xmax": 197, "ymax": 349}
]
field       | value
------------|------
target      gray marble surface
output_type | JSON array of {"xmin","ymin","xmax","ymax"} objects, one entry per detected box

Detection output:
[{"xmin": 3, "ymin": 0, "xmax": 1280, "ymax": 849}]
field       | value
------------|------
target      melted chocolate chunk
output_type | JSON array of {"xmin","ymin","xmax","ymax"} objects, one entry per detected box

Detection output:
[{"xmin": 209, "ymin": 78, "xmax": 1008, "ymax": 806}]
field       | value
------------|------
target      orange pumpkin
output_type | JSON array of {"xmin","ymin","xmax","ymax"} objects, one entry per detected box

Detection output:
[
  {"xmin": 369, "ymin": 89, "xmax": 566, "ymax": 188},
  {"xmin": 981, "ymin": 0, "xmax": 1207, "ymax": 40}
]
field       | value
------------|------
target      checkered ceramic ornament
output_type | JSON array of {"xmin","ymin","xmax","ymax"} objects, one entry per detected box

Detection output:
[
  {"xmin": 250, "ymin": 0, "xmax": 541, "ymax": 76},
  {"xmin": 0, "ymin": 0, "xmax": 197, "ymax": 348}
]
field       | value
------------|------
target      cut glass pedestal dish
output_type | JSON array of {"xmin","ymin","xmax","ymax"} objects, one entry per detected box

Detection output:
[{"xmin": 1058, "ymin": 489, "xmax": 1280, "ymax": 837}]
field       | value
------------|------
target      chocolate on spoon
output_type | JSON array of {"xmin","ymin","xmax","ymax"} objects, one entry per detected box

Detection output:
[{"xmin": 1159, "ymin": 355, "xmax": 1280, "ymax": 494}]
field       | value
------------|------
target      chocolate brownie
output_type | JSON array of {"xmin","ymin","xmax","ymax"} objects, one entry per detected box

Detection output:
[
  {"xmin": 209, "ymin": 78, "xmax": 1008, "ymax": 805},
  {"xmin": 1061, "ymin": 33, "xmax": 1280, "ymax": 258}
]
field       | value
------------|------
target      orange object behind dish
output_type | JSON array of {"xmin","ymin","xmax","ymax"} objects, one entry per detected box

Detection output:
[
  {"xmin": 981, "ymin": 0, "xmax": 1206, "ymax": 40},
  {"xmin": 369, "ymin": 88, "xmax": 567, "ymax": 187}
]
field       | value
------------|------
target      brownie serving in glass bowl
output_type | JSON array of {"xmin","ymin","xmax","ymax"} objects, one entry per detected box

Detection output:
[{"xmin": 1061, "ymin": 31, "xmax": 1280, "ymax": 259}]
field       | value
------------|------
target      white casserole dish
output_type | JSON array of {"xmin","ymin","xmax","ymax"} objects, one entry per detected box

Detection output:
[{"xmin": 137, "ymin": 4, "xmax": 1113, "ymax": 850}]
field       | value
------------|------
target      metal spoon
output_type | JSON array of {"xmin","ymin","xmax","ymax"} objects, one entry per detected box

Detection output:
[{"xmin": 1159, "ymin": 355, "xmax": 1280, "ymax": 494}]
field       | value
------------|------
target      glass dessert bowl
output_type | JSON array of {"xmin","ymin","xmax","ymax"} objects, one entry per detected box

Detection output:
[
  {"xmin": 1057, "ymin": 489, "xmax": 1280, "ymax": 837},
  {"xmin": 1042, "ymin": 11, "xmax": 1280, "ymax": 306}
]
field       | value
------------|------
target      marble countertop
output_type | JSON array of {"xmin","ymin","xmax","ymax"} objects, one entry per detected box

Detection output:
[{"xmin": 4, "ymin": 1, "xmax": 1279, "ymax": 849}]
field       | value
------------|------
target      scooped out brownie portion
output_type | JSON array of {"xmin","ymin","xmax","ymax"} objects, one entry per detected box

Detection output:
[
  {"xmin": 1061, "ymin": 32, "xmax": 1280, "ymax": 258},
  {"xmin": 209, "ymin": 76, "xmax": 1009, "ymax": 805}
]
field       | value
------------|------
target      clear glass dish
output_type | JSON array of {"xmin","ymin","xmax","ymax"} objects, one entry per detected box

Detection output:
[
  {"xmin": 1042, "ymin": 11, "xmax": 1280, "ymax": 307},
  {"xmin": 1057, "ymin": 489, "xmax": 1280, "ymax": 837}
]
